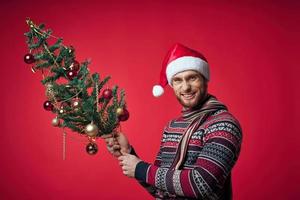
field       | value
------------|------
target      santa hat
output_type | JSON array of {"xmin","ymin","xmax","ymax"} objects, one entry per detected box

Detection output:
[{"xmin": 152, "ymin": 43, "xmax": 210, "ymax": 97}]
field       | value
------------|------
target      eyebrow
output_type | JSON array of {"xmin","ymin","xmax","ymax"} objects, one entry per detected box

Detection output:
[
  {"xmin": 186, "ymin": 74, "xmax": 199, "ymax": 79},
  {"xmin": 174, "ymin": 73, "xmax": 199, "ymax": 80},
  {"xmin": 173, "ymin": 77, "xmax": 182, "ymax": 80}
]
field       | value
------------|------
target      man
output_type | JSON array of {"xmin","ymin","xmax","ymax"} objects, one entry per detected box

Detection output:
[{"xmin": 102, "ymin": 43, "xmax": 242, "ymax": 199}]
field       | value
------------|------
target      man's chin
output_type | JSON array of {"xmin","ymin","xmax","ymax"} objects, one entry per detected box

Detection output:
[
  {"xmin": 178, "ymin": 95, "xmax": 207, "ymax": 109},
  {"xmin": 179, "ymin": 99, "xmax": 197, "ymax": 109}
]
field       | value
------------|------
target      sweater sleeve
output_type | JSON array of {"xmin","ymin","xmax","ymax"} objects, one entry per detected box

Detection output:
[
  {"xmin": 135, "ymin": 120, "xmax": 242, "ymax": 199},
  {"xmin": 133, "ymin": 132, "xmax": 167, "ymax": 198}
]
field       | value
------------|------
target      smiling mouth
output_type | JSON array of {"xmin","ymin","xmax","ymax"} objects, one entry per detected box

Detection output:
[{"xmin": 181, "ymin": 92, "xmax": 196, "ymax": 100}]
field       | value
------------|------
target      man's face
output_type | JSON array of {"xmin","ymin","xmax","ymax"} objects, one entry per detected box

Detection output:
[{"xmin": 171, "ymin": 70, "xmax": 207, "ymax": 109}]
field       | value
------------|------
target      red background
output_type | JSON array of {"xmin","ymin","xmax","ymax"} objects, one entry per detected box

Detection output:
[{"xmin": 1, "ymin": 0, "xmax": 299, "ymax": 199}]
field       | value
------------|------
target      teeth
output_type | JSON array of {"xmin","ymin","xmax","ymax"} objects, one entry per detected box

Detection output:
[{"xmin": 182, "ymin": 93, "xmax": 195, "ymax": 99}]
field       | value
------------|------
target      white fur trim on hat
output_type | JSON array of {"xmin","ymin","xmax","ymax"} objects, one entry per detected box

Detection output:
[
  {"xmin": 166, "ymin": 56, "xmax": 210, "ymax": 84},
  {"xmin": 152, "ymin": 85, "xmax": 164, "ymax": 97}
]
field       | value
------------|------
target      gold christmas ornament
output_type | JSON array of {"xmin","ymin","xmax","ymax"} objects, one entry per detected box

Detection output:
[
  {"xmin": 45, "ymin": 83, "xmax": 56, "ymax": 101},
  {"xmin": 59, "ymin": 102, "xmax": 69, "ymax": 114},
  {"xmin": 85, "ymin": 123, "xmax": 98, "ymax": 137},
  {"xmin": 24, "ymin": 19, "xmax": 128, "ymax": 158},
  {"xmin": 72, "ymin": 98, "xmax": 80, "ymax": 108},
  {"xmin": 46, "ymin": 83, "xmax": 53, "ymax": 88},
  {"xmin": 52, "ymin": 116, "xmax": 60, "ymax": 127},
  {"xmin": 116, "ymin": 107, "xmax": 124, "ymax": 116},
  {"xmin": 72, "ymin": 98, "xmax": 80, "ymax": 112}
]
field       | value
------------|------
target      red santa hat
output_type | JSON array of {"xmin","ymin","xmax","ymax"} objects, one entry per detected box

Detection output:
[{"xmin": 152, "ymin": 43, "xmax": 210, "ymax": 97}]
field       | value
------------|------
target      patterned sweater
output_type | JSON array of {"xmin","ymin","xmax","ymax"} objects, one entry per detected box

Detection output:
[{"xmin": 134, "ymin": 97, "xmax": 242, "ymax": 200}]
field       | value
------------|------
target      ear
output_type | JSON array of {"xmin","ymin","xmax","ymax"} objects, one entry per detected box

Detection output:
[{"xmin": 204, "ymin": 79, "xmax": 208, "ymax": 92}]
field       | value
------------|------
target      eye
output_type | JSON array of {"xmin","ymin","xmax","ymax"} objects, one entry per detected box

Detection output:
[
  {"xmin": 189, "ymin": 76, "xmax": 198, "ymax": 81},
  {"xmin": 172, "ymin": 78, "xmax": 182, "ymax": 85}
]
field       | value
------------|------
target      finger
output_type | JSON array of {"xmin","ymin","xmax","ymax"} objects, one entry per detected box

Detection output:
[
  {"xmin": 120, "ymin": 149, "xmax": 129, "ymax": 155},
  {"xmin": 121, "ymin": 152, "xmax": 129, "ymax": 156},
  {"xmin": 113, "ymin": 140, "xmax": 120, "ymax": 145},
  {"xmin": 113, "ymin": 152, "xmax": 122, "ymax": 157},
  {"xmin": 112, "ymin": 131, "xmax": 120, "ymax": 136},
  {"xmin": 118, "ymin": 156, "xmax": 124, "ymax": 161},
  {"xmin": 112, "ymin": 145, "xmax": 121, "ymax": 150}
]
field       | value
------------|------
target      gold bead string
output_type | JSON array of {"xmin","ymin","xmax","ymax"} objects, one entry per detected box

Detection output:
[
  {"xmin": 26, "ymin": 19, "xmax": 113, "ymax": 153},
  {"xmin": 96, "ymin": 81, "xmax": 99, "ymax": 113},
  {"xmin": 26, "ymin": 18, "xmax": 72, "ymax": 76},
  {"xmin": 43, "ymin": 43, "xmax": 59, "ymax": 68}
]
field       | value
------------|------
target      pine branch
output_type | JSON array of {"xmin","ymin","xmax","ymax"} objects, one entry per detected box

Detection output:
[{"xmin": 24, "ymin": 18, "xmax": 128, "ymax": 139}]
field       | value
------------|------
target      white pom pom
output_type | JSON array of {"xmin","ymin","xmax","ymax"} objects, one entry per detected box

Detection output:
[{"xmin": 152, "ymin": 85, "xmax": 164, "ymax": 97}]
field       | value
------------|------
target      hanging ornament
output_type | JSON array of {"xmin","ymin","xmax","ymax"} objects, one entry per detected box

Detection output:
[
  {"xmin": 72, "ymin": 99, "xmax": 80, "ymax": 107},
  {"xmin": 66, "ymin": 69, "xmax": 78, "ymax": 80},
  {"xmin": 45, "ymin": 83, "xmax": 56, "ymax": 101},
  {"xmin": 43, "ymin": 100, "xmax": 54, "ymax": 111},
  {"xmin": 85, "ymin": 123, "xmax": 98, "ymax": 137},
  {"xmin": 116, "ymin": 107, "xmax": 124, "ymax": 116},
  {"xmin": 59, "ymin": 102, "xmax": 69, "ymax": 114},
  {"xmin": 102, "ymin": 88, "xmax": 113, "ymax": 100},
  {"xmin": 69, "ymin": 60, "xmax": 80, "ymax": 71},
  {"xmin": 51, "ymin": 116, "xmax": 60, "ymax": 127},
  {"xmin": 72, "ymin": 98, "xmax": 81, "ymax": 112},
  {"xmin": 24, "ymin": 53, "xmax": 35, "ymax": 64},
  {"xmin": 118, "ymin": 108, "xmax": 129, "ymax": 121},
  {"xmin": 72, "ymin": 98, "xmax": 80, "ymax": 107},
  {"xmin": 68, "ymin": 45, "xmax": 75, "ymax": 54},
  {"xmin": 86, "ymin": 142, "xmax": 98, "ymax": 155}
]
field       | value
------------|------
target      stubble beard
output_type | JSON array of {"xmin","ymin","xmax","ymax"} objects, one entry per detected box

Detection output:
[{"xmin": 176, "ymin": 87, "xmax": 207, "ymax": 109}]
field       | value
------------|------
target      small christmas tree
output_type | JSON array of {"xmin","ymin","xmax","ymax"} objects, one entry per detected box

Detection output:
[{"xmin": 24, "ymin": 18, "xmax": 129, "ymax": 156}]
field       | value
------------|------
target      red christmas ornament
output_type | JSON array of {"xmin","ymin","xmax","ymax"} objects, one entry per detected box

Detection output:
[
  {"xmin": 70, "ymin": 60, "xmax": 80, "ymax": 71},
  {"xmin": 102, "ymin": 89, "xmax": 113, "ymax": 100},
  {"xmin": 68, "ymin": 46, "xmax": 75, "ymax": 53},
  {"xmin": 118, "ymin": 108, "xmax": 129, "ymax": 121},
  {"xmin": 66, "ymin": 69, "xmax": 78, "ymax": 80},
  {"xmin": 86, "ymin": 142, "xmax": 98, "ymax": 155},
  {"xmin": 24, "ymin": 53, "xmax": 35, "ymax": 64},
  {"xmin": 43, "ymin": 100, "xmax": 54, "ymax": 111}
]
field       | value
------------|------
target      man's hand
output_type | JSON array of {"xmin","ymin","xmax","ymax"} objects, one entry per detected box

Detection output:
[
  {"xmin": 101, "ymin": 132, "xmax": 131, "ymax": 157},
  {"xmin": 118, "ymin": 153, "xmax": 141, "ymax": 178}
]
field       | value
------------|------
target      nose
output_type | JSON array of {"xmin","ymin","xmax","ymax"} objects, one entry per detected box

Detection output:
[{"xmin": 181, "ymin": 80, "xmax": 191, "ymax": 92}]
